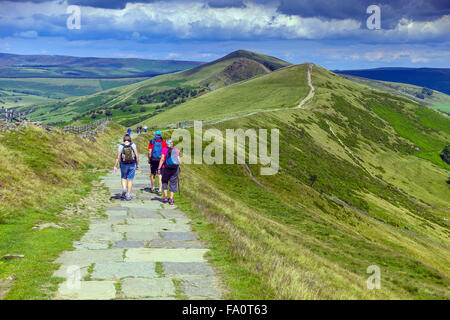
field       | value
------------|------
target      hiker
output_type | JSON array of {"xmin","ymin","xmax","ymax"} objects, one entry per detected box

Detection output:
[
  {"xmin": 114, "ymin": 134, "xmax": 139, "ymax": 201},
  {"xmin": 127, "ymin": 128, "xmax": 132, "ymax": 135},
  {"xmin": 148, "ymin": 130, "xmax": 166, "ymax": 194},
  {"xmin": 158, "ymin": 138, "xmax": 180, "ymax": 205},
  {"xmin": 143, "ymin": 125, "xmax": 148, "ymax": 133}
]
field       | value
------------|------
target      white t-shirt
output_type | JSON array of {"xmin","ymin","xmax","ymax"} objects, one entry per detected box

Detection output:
[{"xmin": 118, "ymin": 143, "xmax": 137, "ymax": 153}]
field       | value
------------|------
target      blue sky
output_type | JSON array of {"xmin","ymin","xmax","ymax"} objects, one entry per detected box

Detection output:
[{"xmin": 0, "ymin": 0, "xmax": 449, "ymax": 69}]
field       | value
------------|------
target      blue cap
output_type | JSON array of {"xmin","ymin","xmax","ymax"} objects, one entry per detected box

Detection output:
[{"xmin": 155, "ymin": 130, "xmax": 162, "ymax": 136}]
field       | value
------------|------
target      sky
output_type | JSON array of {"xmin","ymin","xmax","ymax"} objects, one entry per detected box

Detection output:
[{"xmin": 0, "ymin": 0, "xmax": 449, "ymax": 69}]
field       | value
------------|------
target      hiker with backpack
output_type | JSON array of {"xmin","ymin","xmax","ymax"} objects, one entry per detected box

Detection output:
[
  {"xmin": 157, "ymin": 139, "xmax": 180, "ymax": 205},
  {"xmin": 114, "ymin": 134, "xmax": 139, "ymax": 201},
  {"xmin": 148, "ymin": 130, "xmax": 166, "ymax": 194}
]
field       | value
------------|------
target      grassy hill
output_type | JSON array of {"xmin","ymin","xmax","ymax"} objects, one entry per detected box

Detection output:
[
  {"xmin": 340, "ymin": 74, "xmax": 450, "ymax": 114},
  {"xmin": 0, "ymin": 53, "xmax": 202, "ymax": 78},
  {"xmin": 135, "ymin": 64, "xmax": 449, "ymax": 299},
  {"xmin": 0, "ymin": 78, "xmax": 149, "ymax": 109},
  {"xmin": 23, "ymin": 50, "xmax": 291, "ymax": 126},
  {"xmin": 142, "ymin": 63, "xmax": 308, "ymax": 126}
]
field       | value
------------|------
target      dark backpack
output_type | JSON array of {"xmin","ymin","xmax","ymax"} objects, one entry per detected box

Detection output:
[
  {"xmin": 121, "ymin": 143, "xmax": 136, "ymax": 164},
  {"xmin": 151, "ymin": 137, "xmax": 163, "ymax": 160},
  {"xmin": 165, "ymin": 148, "xmax": 179, "ymax": 168}
]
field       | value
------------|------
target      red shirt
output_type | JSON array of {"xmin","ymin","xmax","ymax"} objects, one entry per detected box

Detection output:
[{"xmin": 148, "ymin": 138, "xmax": 167, "ymax": 152}]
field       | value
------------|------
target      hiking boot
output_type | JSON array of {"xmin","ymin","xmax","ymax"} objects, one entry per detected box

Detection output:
[
  {"xmin": 168, "ymin": 198, "xmax": 174, "ymax": 205},
  {"xmin": 162, "ymin": 197, "xmax": 168, "ymax": 203},
  {"xmin": 157, "ymin": 188, "xmax": 162, "ymax": 195},
  {"xmin": 125, "ymin": 194, "xmax": 132, "ymax": 201},
  {"xmin": 121, "ymin": 190, "xmax": 126, "ymax": 198}
]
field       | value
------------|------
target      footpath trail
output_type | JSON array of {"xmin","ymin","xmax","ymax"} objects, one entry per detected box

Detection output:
[
  {"xmin": 52, "ymin": 154, "xmax": 222, "ymax": 300},
  {"xmin": 181, "ymin": 63, "xmax": 316, "ymax": 128}
]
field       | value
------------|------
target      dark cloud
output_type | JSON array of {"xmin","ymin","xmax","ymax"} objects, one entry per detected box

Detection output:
[
  {"xmin": 207, "ymin": 0, "xmax": 246, "ymax": 8},
  {"xmin": 67, "ymin": 0, "xmax": 127, "ymax": 9},
  {"xmin": 278, "ymin": 0, "xmax": 450, "ymax": 28}
]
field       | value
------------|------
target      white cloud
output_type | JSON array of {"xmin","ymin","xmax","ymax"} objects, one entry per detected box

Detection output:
[
  {"xmin": 167, "ymin": 52, "xmax": 181, "ymax": 58},
  {"xmin": 0, "ymin": 0, "xmax": 448, "ymax": 45},
  {"xmin": 14, "ymin": 30, "xmax": 39, "ymax": 38}
]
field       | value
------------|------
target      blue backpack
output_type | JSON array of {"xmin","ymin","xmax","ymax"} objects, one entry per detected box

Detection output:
[
  {"xmin": 151, "ymin": 137, "xmax": 163, "ymax": 160},
  {"xmin": 165, "ymin": 148, "xmax": 180, "ymax": 167}
]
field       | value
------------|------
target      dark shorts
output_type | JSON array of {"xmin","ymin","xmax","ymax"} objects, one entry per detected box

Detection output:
[
  {"xmin": 162, "ymin": 166, "xmax": 179, "ymax": 192},
  {"xmin": 150, "ymin": 159, "xmax": 160, "ymax": 175},
  {"xmin": 120, "ymin": 163, "xmax": 136, "ymax": 180}
]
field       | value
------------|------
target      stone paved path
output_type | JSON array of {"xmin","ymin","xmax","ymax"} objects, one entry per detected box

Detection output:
[{"xmin": 53, "ymin": 155, "xmax": 222, "ymax": 300}]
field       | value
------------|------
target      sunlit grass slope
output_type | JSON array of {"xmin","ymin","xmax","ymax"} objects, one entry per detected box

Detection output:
[
  {"xmin": 0, "ymin": 122, "xmax": 123, "ymax": 299},
  {"xmin": 142, "ymin": 64, "xmax": 308, "ymax": 125},
  {"xmin": 136, "ymin": 64, "xmax": 449, "ymax": 300}
]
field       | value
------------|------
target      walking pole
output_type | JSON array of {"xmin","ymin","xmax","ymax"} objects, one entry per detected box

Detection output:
[{"xmin": 178, "ymin": 167, "xmax": 181, "ymax": 196}]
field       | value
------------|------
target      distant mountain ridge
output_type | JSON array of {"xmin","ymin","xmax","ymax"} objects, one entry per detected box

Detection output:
[
  {"xmin": 20, "ymin": 49, "xmax": 292, "ymax": 125},
  {"xmin": 0, "ymin": 52, "xmax": 203, "ymax": 78},
  {"xmin": 334, "ymin": 67, "xmax": 450, "ymax": 94}
]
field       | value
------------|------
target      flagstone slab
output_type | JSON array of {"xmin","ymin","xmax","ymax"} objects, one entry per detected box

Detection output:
[
  {"xmin": 105, "ymin": 206, "xmax": 127, "ymax": 211},
  {"xmin": 73, "ymin": 241, "xmax": 109, "ymax": 250},
  {"xmin": 161, "ymin": 232, "xmax": 197, "ymax": 241},
  {"xmin": 53, "ymin": 264, "xmax": 89, "ymax": 279},
  {"xmin": 92, "ymin": 217, "xmax": 127, "ymax": 225},
  {"xmin": 89, "ymin": 223, "xmax": 112, "ymax": 233},
  {"xmin": 126, "ymin": 232, "xmax": 160, "ymax": 241},
  {"xmin": 80, "ymin": 231, "xmax": 123, "ymax": 242},
  {"xmin": 115, "ymin": 225, "xmax": 160, "ymax": 233},
  {"xmin": 125, "ymin": 248, "xmax": 209, "ymax": 262},
  {"xmin": 91, "ymin": 262, "xmax": 156, "ymax": 279},
  {"xmin": 149, "ymin": 239, "xmax": 204, "ymax": 249},
  {"xmin": 116, "ymin": 223, "xmax": 189, "ymax": 233},
  {"xmin": 112, "ymin": 240, "xmax": 145, "ymax": 248},
  {"xmin": 55, "ymin": 249, "xmax": 124, "ymax": 266},
  {"xmin": 57, "ymin": 281, "xmax": 116, "ymax": 300},
  {"xmin": 162, "ymin": 262, "xmax": 215, "ymax": 277},
  {"xmin": 159, "ymin": 209, "xmax": 185, "ymax": 219},
  {"xmin": 181, "ymin": 276, "xmax": 221, "ymax": 298},
  {"xmin": 126, "ymin": 218, "xmax": 178, "ymax": 227},
  {"xmin": 128, "ymin": 208, "xmax": 161, "ymax": 218},
  {"xmin": 122, "ymin": 278, "xmax": 175, "ymax": 298},
  {"xmin": 105, "ymin": 210, "xmax": 128, "ymax": 217},
  {"xmin": 124, "ymin": 202, "xmax": 162, "ymax": 209}
]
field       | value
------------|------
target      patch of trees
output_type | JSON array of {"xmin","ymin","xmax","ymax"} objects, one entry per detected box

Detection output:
[
  {"xmin": 440, "ymin": 145, "xmax": 450, "ymax": 165},
  {"xmin": 415, "ymin": 87, "xmax": 433, "ymax": 99},
  {"xmin": 422, "ymin": 87, "xmax": 433, "ymax": 96},
  {"xmin": 136, "ymin": 87, "xmax": 205, "ymax": 105}
]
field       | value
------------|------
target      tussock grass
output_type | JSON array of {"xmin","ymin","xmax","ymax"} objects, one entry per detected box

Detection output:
[
  {"xmin": 130, "ymin": 64, "xmax": 449, "ymax": 300},
  {"xmin": 0, "ymin": 122, "xmax": 123, "ymax": 299}
]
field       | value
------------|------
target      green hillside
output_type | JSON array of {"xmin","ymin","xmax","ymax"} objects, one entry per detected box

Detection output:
[
  {"xmin": 0, "ymin": 78, "xmax": 149, "ymax": 109},
  {"xmin": 23, "ymin": 50, "xmax": 291, "ymax": 126},
  {"xmin": 143, "ymin": 63, "xmax": 308, "ymax": 126},
  {"xmin": 134, "ymin": 63, "xmax": 449, "ymax": 299},
  {"xmin": 340, "ymin": 74, "xmax": 450, "ymax": 114},
  {"xmin": 0, "ymin": 122, "xmax": 123, "ymax": 299}
]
